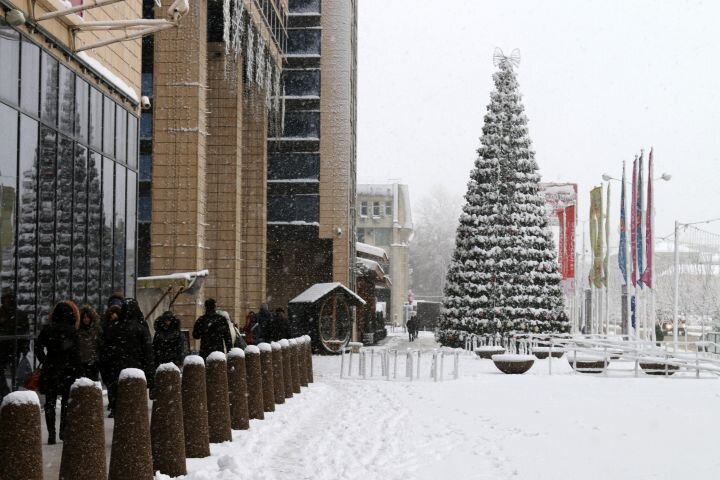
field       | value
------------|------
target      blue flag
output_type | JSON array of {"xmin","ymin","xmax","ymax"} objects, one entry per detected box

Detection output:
[{"xmin": 618, "ymin": 162, "xmax": 627, "ymax": 284}]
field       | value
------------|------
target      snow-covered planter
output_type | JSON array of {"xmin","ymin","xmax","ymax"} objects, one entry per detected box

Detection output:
[
  {"xmin": 491, "ymin": 354, "xmax": 536, "ymax": 374},
  {"xmin": 348, "ymin": 341, "xmax": 363, "ymax": 353},
  {"xmin": 474, "ymin": 345, "xmax": 506, "ymax": 359},
  {"xmin": 639, "ymin": 358, "xmax": 680, "ymax": 376},
  {"xmin": 568, "ymin": 355, "xmax": 608, "ymax": 374},
  {"xmin": 531, "ymin": 346, "xmax": 564, "ymax": 359}
]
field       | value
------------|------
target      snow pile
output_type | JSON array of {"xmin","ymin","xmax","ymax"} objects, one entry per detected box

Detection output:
[
  {"xmin": 475, "ymin": 346, "xmax": 506, "ymax": 352},
  {"xmin": 157, "ymin": 362, "xmax": 181, "ymax": 373},
  {"xmin": 77, "ymin": 52, "xmax": 139, "ymax": 102},
  {"xmin": 491, "ymin": 354, "xmax": 536, "ymax": 362},
  {"xmin": 279, "ymin": 339, "xmax": 290, "ymax": 348},
  {"xmin": 119, "ymin": 368, "xmax": 146, "ymax": 382},
  {"xmin": 244, "ymin": 345, "xmax": 260, "ymax": 355},
  {"xmin": 288, "ymin": 339, "xmax": 297, "ymax": 347},
  {"xmin": 184, "ymin": 355, "xmax": 205, "ymax": 367},
  {"xmin": 70, "ymin": 377, "xmax": 100, "ymax": 391},
  {"xmin": 228, "ymin": 348, "xmax": 245, "ymax": 359},
  {"xmin": 270, "ymin": 342, "xmax": 281, "ymax": 351},
  {"xmin": 0, "ymin": 391, "xmax": 39, "ymax": 412},
  {"xmin": 257, "ymin": 343, "xmax": 272, "ymax": 353},
  {"xmin": 207, "ymin": 351, "xmax": 227, "ymax": 363}
]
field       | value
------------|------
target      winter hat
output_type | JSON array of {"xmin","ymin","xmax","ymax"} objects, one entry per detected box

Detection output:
[
  {"xmin": 107, "ymin": 293, "xmax": 124, "ymax": 308},
  {"xmin": 205, "ymin": 298, "xmax": 217, "ymax": 311},
  {"xmin": 52, "ymin": 301, "xmax": 79, "ymax": 326}
]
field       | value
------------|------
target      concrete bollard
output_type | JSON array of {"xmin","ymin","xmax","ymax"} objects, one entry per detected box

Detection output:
[
  {"xmin": 227, "ymin": 348, "xmax": 250, "ymax": 430},
  {"xmin": 270, "ymin": 342, "xmax": 285, "ymax": 405},
  {"xmin": 289, "ymin": 338, "xmax": 302, "ymax": 394},
  {"xmin": 151, "ymin": 363, "xmax": 186, "ymax": 477},
  {"xmin": 279, "ymin": 339, "xmax": 293, "ymax": 399},
  {"xmin": 296, "ymin": 337, "xmax": 308, "ymax": 387},
  {"xmin": 60, "ymin": 378, "xmax": 106, "ymax": 480},
  {"xmin": 0, "ymin": 391, "xmax": 42, "ymax": 480},
  {"xmin": 181, "ymin": 355, "xmax": 211, "ymax": 458},
  {"xmin": 108, "ymin": 368, "xmax": 153, "ymax": 480},
  {"xmin": 304, "ymin": 335, "xmax": 314, "ymax": 383},
  {"xmin": 206, "ymin": 351, "xmax": 232, "ymax": 443},
  {"xmin": 258, "ymin": 343, "xmax": 275, "ymax": 413},
  {"xmin": 245, "ymin": 345, "xmax": 264, "ymax": 420}
]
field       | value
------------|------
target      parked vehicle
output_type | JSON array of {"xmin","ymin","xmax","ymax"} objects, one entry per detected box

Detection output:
[{"xmin": 662, "ymin": 318, "xmax": 686, "ymax": 336}]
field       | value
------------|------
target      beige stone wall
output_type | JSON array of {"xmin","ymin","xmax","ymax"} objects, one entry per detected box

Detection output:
[
  {"xmin": 151, "ymin": 0, "xmax": 208, "ymax": 325},
  {"xmin": 205, "ymin": 46, "xmax": 245, "ymax": 323},
  {"xmin": 240, "ymin": 88, "xmax": 268, "ymax": 314},
  {"xmin": 11, "ymin": 0, "xmax": 142, "ymax": 100}
]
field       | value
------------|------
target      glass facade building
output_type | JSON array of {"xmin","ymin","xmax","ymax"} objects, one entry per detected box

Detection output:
[{"xmin": 0, "ymin": 25, "xmax": 138, "ymax": 390}]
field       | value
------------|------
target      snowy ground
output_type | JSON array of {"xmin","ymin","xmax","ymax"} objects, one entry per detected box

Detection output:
[{"xmin": 42, "ymin": 331, "xmax": 720, "ymax": 479}]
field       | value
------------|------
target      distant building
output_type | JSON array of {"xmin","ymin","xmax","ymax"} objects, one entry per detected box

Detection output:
[
  {"xmin": 266, "ymin": 0, "xmax": 358, "ymax": 320},
  {"xmin": 356, "ymin": 184, "xmax": 413, "ymax": 327}
]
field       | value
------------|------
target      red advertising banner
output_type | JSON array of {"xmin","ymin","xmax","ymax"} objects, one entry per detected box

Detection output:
[{"xmin": 539, "ymin": 183, "xmax": 578, "ymax": 281}]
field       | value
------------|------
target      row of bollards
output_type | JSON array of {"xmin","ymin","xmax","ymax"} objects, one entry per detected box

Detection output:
[{"xmin": 0, "ymin": 336, "xmax": 314, "ymax": 480}]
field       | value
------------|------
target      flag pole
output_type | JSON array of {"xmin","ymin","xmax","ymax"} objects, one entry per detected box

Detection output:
[{"xmin": 605, "ymin": 182, "xmax": 611, "ymax": 335}]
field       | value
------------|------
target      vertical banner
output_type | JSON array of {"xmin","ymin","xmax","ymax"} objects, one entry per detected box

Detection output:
[
  {"xmin": 618, "ymin": 161, "xmax": 628, "ymax": 284},
  {"xmin": 539, "ymin": 183, "xmax": 577, "ymax": 286},
  {"xmin": 636, "ymin": 152, "xmax": 645, "ymax": 288},
  {"xmin": 564, "ymin": 204, "xmax": 576, "ymax": 279},
  {"xmin": 588, "ymin": 186, "xmax": 604, "ymax": 289},
  {"xmin": 641, "ymin": 148, "xmax": 654, "ymax": 288},
  {"xmin": 630, "ymin": 156, "xmax": 638, "ymax": 287}
]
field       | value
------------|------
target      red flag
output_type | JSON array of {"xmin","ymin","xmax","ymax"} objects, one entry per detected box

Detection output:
[
  {"xmin": 630, "ymin": 157, "xmax": 638, "ymax": 287},
  {"xmin": 641, "ymin": 148, "xmax": 654, "ymax": 287}
]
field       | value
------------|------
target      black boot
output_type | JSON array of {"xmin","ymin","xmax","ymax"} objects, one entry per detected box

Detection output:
[{"xmin": 45, "ymin": 408, "xmax": 56, "ymax": 445}]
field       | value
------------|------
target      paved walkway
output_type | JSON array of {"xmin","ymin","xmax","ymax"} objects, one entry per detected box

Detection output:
[{"xmin": 378, "ymin": 330, "xmax": 440, "ymax": 350}]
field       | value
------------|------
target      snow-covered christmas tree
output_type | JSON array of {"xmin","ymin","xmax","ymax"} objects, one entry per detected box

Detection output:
[{"xmin": 438, "ymin": 50, "xmax": 568, "ymax": 347}]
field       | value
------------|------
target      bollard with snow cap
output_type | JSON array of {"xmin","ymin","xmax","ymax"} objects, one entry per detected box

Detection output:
[
  {"xmin": 206, "ymin": 351, "xmax": 233, "ymax": 442},
  {"xmin": 60, "ymin": 378, "xmax": 106, "ymax": 480},
  {"xmin": 0, "ymin": 391, "xmax": 43, "ymax": 480},
  {"xmin": 279, "ymin": 339, "xmax": 294, "ymax": 399},
  {"xmin": 297, "ymin": 337, "xmax": 308, "ymax": 387},
  {"xmin": 151, "ymin": 363, "xmax": 186, "ymax": 477},
  {"xmin": 108, "ymin": 368, "xmax": 153, "ymax": 480},
  {"xmin": 181, "ymin": 355, "xmax": 211, "ymax": 458},
  {"xmin": 304, "ymin": 335, "xmax": 314, "ymax": 383},
  {"xmin": 271, "ymin": 342, "xmax": 286, "ymax": 404},
  {"xmin": 258, "ymin": 343, "xmax": 276, "ymax": 413},
  {"xmin": 245, "ymin": 345, "xmax": 264, "ymax": 420},
  {"xmin": 289, "ymin": 338, "xmax": 302, "ymax": 394},
  {"xmin": 227, "ymin": 348, "xmax": 250, "ymax": 430}
]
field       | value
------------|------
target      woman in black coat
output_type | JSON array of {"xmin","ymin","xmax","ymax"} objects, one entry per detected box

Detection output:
[
  {"xmin": 153, "ymin": 311, "xmax": 185, "ymax": 368},
  {"xmin": 35, "ymin": 301, "xmax": 82, "ymax": 444},
  {"xmin": 100, "ymin": 298, "xmax": 154, "ymax": 417}
]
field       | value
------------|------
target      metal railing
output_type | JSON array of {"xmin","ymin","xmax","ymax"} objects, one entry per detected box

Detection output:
[{"xmin": 339, "ymin": 347, "xmax": 461, "ymax": 382}]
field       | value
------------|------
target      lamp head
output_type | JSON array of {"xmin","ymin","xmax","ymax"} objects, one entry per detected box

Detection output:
[
  {"xmin": 601, "ymin": 174, "xmax": 612, "ymax": 182},
  {"xmin": 661, "ymin": 173, "xmax": 672, "ymax": 181}
]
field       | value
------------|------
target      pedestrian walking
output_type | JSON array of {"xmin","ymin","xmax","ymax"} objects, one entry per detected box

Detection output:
[
  {"xmin": 153, "ymin": 311, "xmax": 185, "ymax": 368},
  {"xmin": 256, "ymin": 303, "xmax": 273, "ymax": 344},
  {"xmin": 77, "ymin": 305, "xmax": 103, "ymax": 381},
  {"xmin": 243, "ymin": 311, "xmax": 258, "ymax": 345},
  {"xmin": 0, "ymin": 289, "xmax": 29, "ymax": 397},
  {"xmin": 101, "ymin": 298, "xmax": 154, "ymax": 417},
  {"xmin": 218, "ymin": 310, "xmax": 247, "ymax": 349},
  {"xmin": 407, "ymin": 316, "xmax": 417, "ymax": 342},
  {"xmin": 192, "ymin": 299, "xmax": 232, "ymax": 359},
  {"xmin": 35, "ymin": 300, "xmax": 82, "ymax": 444},
  {"xmin": 100, "ymin": 294, "xmax": 123, "ymax": 410},
  {"xmin": 272, "ymin": 308, "xmax": 290, "ymax": 341}
]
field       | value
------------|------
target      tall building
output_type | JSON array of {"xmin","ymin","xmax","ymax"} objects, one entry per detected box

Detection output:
[
  {"xmin": 0, "ymin": 0, "xmax": 142, "ymax": 388},
  {"xmin": 267, "ymin": 0, "xmax": 358, "ymax": 314},
  {"xmin": 356, "ymin": 184, "xmax": 414, "ymax": 326},
  {"xmin": 140, "ymin": 0, "xmax": 288, "ymax": 325}
]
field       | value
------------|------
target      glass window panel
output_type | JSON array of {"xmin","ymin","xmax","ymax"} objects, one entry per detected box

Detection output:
[
  {"xmin": 283, "ymin": 70, "xmax": 319, "ymax": 97},
  {"xmin": 86, "ymin": 152, "xmax": 102, "ymax": 308},
  {"xmin": 40, "ymin": 52, "xmax": 58, "ymax": 127},
  {"xmin": 58, "ymin": 65, "xmax": 74, "ymax": 135},
  {"xmin": 288, "ymin": 0, "xmax": 319, "ymax": 14},
  {"xmin": 127, "ymin": 115, "xmax": 138, "ymax": 169},
  {"xmin": 0, "ymin": 104, "xmax": 18, "ymax": 310},
  {"xmin": 115, "ymin": 108, "xmax": 127, "ymax": 163},
  {"xmin": 17, "ymin": 115, "xmax": 37, "ymax": 329},
  {"xmin": 75, "ymin": 78, "xmax": 89, "ymax": 143},
  {"xmin": 37, "ymin": 126, "xmax": 56, "ymax": 324},
  {"xmin": 20, "ymin": 40, "xmax": 40, "ymax": 116},
  {"xmin": 0, "ymin": 27, "xmax": 20, "ymax": 105},
  {"xmin": 283, "ymin": 111, "xmax": 319, "ymax": 138},
  {"xmin": 103, "ymin": 97, "xmax": 115, "ymax": 157},
  {"xmin": 140, "ymin": 112, "xmax": 152, "ymax": 139},
  {"xmin": 88, "ymin": 87, "xmax": 102, "ymax": 151},
  {"xmin": 55, "ymin": 135, "xmax": 73, "ymax": 300},
  {"xmin": 137, "ymin": 222, "xmax": 150, "ymax": 277},
  {"xmin": 268, "ymin": 152, "xmax": 319, "ymax": 180},
  {"xmin": 72, "ymin": 145, "xmax": 88, "ymax": 303},
  {"xmin": 139, "ymin": 154, "xmax": 151, "ymax": 181},
  {"xmin": 138, "ymin": 185, "xmax": 151, "ymax": 222},
  {"xmin": 125, "ymin": 171, "xmax": 136, "ymax": 296},
  {"xmin": 113, "ymin": 168, "xmax": 125, "ymax": 294},
  {"xmin": 141, "ymin": 73, "xmax": 153, "ymax": 96},
  {"xmin": 372, "ymin": 201, "xmax": 380, "ymax": 216},
  {"xmin": 287, "ymin": 29, "xmax": 321, "ymax": 55},
  {"xmin": 100, "ymin": 157, "xmax": 114, "ymax": 301},
  {"xmin": 360, "ymin": 201, "xmax": 367, "ymax": 216},
  {"xmin": 385, "ymin": 202, "xmax": 392, "ymax": 216}
]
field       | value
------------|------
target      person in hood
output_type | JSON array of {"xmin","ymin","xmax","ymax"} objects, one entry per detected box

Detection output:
[
  {"xmin": 217, "ymin": 310, "xmax": 247, "ymax": 350},
  {"xmin": 243, "ymin": 311, "xmax": 258, "ymax": 345},
  {"xmin": 192, "ymin": 299, "xmax": 232, "ymax": 359},
  {"xmin": 35, "ymin": 300, "xmax": 82, "ymax": 444},
  {"xmin": 100, "ymin": 298, "xmax": 154, "ymax": 417},
  {"xmin": 256, "ymin": 303, "xmax": 273, "ymax": 344},
  {"xmin": 100, "ymin": 294, "xmax": 123, "ymax": 410},
  {"xmin": 153, "ymin": 311, "xmax": 185, "ymax": 368},
  {"xmin": 77, "ymin": 305, "xmax": 103, "ymax": 381}
]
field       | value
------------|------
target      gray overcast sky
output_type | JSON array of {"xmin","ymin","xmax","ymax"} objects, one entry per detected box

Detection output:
[{"xmin": 357, "ymin": 0, "xmax": 720, "ymax": 239}]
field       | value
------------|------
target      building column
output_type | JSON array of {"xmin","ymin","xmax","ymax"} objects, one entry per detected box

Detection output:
[{"xmin": 151, "ymin": 0, "xmax": 208, "ymax": 324}]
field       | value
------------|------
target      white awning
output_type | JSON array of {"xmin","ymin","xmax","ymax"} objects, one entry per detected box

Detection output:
[{"xmin": 290, "ymin": 282, "xmax": 366, "ymax": 305}]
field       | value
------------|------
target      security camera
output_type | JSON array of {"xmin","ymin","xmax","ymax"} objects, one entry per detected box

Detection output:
[
  {"xmin": 335, "ymin": 227, "xmax": 342, "ymax": 237},
  {"xmin": 167, "ymin": 0, "xmax": 189, "ymax": 22},
  {"xmin": 141, "ymin": 96, "xmax": 151, "ymax": 110},
  {"xmin": 5, "ymin": 9, "xmax": 26, "ymax": 27}
]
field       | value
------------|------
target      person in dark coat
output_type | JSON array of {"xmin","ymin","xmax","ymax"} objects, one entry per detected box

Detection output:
[
  {"xmin": 77, "ymin": 305, "xmax": 103, "ymax": 381},
  {"xmin": 256, "ymin": 303, "xmax": 273, "ymax": 344},
  {"xmin": 272, "ymin": 308, "xmax": 290, "ymax": 341},
  {"xmin": 153, "ymin": 311, "xmax": 185, "ymax": 368},
  {"xmin": 0, "ymin": 289, "xmax": 29, "ymax": 398},
  {"xmin": 35, "ymin": 300, "xmax": 82, "ymax": 444},
  {"xmin": 243, "ymin": 311, "xmax": 258, "ymax": 345},
  {"xmin": 101, "ymin": 298, "xmax": 154, "ymax": 417},
  {"xmin": 192, "ymin": 299, "xmax": 232, "ymax": 359},
  {"xmin": 407, "ymin": 317, "xmax": 417, "ymax": 342},
  {"xmin": 99, "ymin": 295, "xmax": 123, "ymax": 411}
]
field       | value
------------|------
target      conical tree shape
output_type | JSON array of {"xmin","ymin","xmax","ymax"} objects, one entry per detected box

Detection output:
[{"xmin": 439, "ymin": 54, "xmax": 568, "ymax": 347}]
